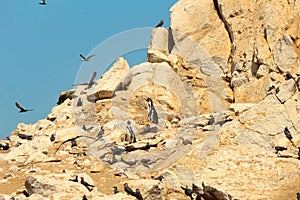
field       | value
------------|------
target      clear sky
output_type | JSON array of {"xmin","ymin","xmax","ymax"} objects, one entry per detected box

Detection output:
[{"xmin": 0, "ymin": 0, "xmax": 177, "ymax": 139}]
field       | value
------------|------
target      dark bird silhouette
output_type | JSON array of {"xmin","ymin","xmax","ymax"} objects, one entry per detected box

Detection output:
[
  {"xmin": 55, "ymin": 135, "xmax": 95, "ymax": 154},
  {"xmin": 82, "ymin": 195, "xmax": 88, "ymax": 200},
  {"xmin": 155, "ymin": 20, "xmax": 164, "ymax": 28},
  {"xmin": 285, "ymin": 72, "xmax": 293, "ymax": 80},
  {"xmin": 125, "ymin": 121, "xmax": 136, "ymax": 143},
  {"xmin": 208, "ymin": 114, "xmax": 215, "ymax": 125},
  {"xmin": 80, "ymin": 54, "xmax": 95, "ymax": 62},
  {"xmin": 86, "ymin": 72, "xmax": 97, "ymax": 89},
  {"xmin": 135, "ymin": 188, "xmax": 143, "ymax": 200},
  {"xmin": 284, "ymin": 127, "xmax": 293, "ymax": 141},
  {"xmin": 50, "ymin": 133, "xmax": 56, "ymax": 142},
  {"xmin": 77, "ymin": 98, "xmax": 83, "ymax": 107},
  {"xmin": 146, "ymin": 98, "xmax": 158, "ymax": 124},
  {"xmin": 274, "ymin": 146, "xmax": 287, "ymax": 154},
  {"xmin": 80, "ymin": 177, "xmax": 95, "ymax": 192},
  {"xmin": 267, "ymin": 85, "xmax": 275, "ymax": 93},
  {"xmin": 112, "ymin": 186, "xmax": 119, "ymax": 194},
  {"xmin": 298, "ymin": 147, "xmax": 300, "ymax": 160},
  {"xmin": 39, "ymin": 0, "xmax": 46, "ymax": 5},
  {"xmin": 15, "ymin": 102, "xmax": 34, "ymax": 113},
  {"xmin": 181, "ymin": 186, "xmax": 193, "ymax": 200},
  {"xmin": 124, "ymin": 183, "xmax": 136, "ymax": 197},
  {"xmin": 96, "ymin": 126, "xmax": 104, "ymax": 140},
  {"xmin": 69, "ymin": 175, "xmax": 78, "ymax": 182},
  {"xmin": 22, "ymin": 190, "xmax": 29, "ymax": 197},
  {"xmin": 18, "ymin": 133, "xmax": 33, "ymax": 140},
  {"xmin": 297, "ymin": 192, "xmax": 300, "ymax": 200}
]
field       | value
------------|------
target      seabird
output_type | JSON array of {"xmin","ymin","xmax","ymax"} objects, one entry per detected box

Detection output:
[
  {"xmin": 77, "ymin": 98, "xmax": 83, "ymax": 107},
  {"xmin": 18, "ymin": 133, "xmax": 33, "ymax": 140},
  {"xmin": 80, "ymin": 177, "xmax": 95, "ymax": 192},
  {"xmin": 297, "ymin": 192, "xmax": 300, "ymax": 200},
  {"xmin": 285, "ymin": 72, "xmax": 293, "ymax": 80},
  {"xmin": 155, "ymin": 20, "xmax": 164, "ymax": 28},
  {"xmin": 80, "ymin": 54, "xmax": 95, "ymax": 62},
  {"xmin": 146, "ymin": 98, "xmax": 158, "ymax": 124},
  {"xmin": 112, "ymin": 186, "xmax": 119, "ymax": 194},
  {"xmin": 86, "ymin": 72, "xmax": 97, "ymax": 89},
  {"xmin": 267, "ymin": 85, "xmax": 275, "ymax": 93},
  {"xmin": 55, "ymin": 135, "xmax": 95, "ymax": 153},
  {"xmin": 284, "ymin": 127, "xmax": 293, "ymax": 141},
  {"xmin": 69, "ymin": 175, "xmax": 78, "ymax": 182},
  {"xmin": 15, "ymin": 102, "xmax": 34, "ymax": 113},
  {"xmin": 50, "ymin": 133, "xmax": 56, "ymax": 142},
  {"xmin": 124, "ymin": 183, "xmax": 136, "ymax": 197},
  {"xmin": 274, "ymin": 146, "xmax": 287, "ymax": 154},
  {"xmin": 181, "ymin": 186, "xmax": 193, "ymax": 200},
  {"xmin": 135, "ymin": 188, "xmax": 143, "ymax": 200},
  {"xmin": 126, "ymin": 121, "xmax": 136, "ymax": 143},
  {"xmin": 39, "ymin": 0, "xmax": 46, "ymax": 5},
  {"xmin": 82, "ymin": 195, "xmax": 88, "ymax": 200},
  {"xmin": 96, "ymin": 126, "xmax": 104, "ymax": 140},
  {"xmin": 208, "ymin": 114, "xmax": 215, "ymax": 125},
  {"xmin": 298, "ymin": 147, "xmax": 300, "ymax": 160},
  {"xmin": 0, "ymin": 142, "xmax": 9, "ymax": 150}
]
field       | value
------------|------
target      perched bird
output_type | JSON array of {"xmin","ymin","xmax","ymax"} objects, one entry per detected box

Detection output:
[
  {"xmin": 285, "ymin": 72, "xmax": 293, "ymax": 80},
  {"xmin": 80, "ymin": 54, "xmax": 95, "ymax": 62},
  {"xmin": 69, "ymin": 175, "xmax": 78, "ymax": 182},
  {"xmin": 55, "ymin": 135, "xmax": 95, "ymax": 154},
  {"xmin": 124, "ymin": 183, "xmax": 136, "ymax": 197},
  {"xmin": 15, "ymin": 102, "xmax": 34, "ymax": 113},
  {"xmin": 96, "ymin": 126, "xmax": 104, "ymax": 140},
  {"xmin": 80, "ymin": 177, "xmax": 95, "ymax": 192},
  {"xmin": 146, "ymin": 98, "xmax": 158, "ymax": 124},
  {"xmin": 284, "ymin": 127, "xmax": 293, "ymax": 141},
  {"xmin": 39, "ymin": 0, "xmax": 46, "ymax": 5},
  {"xmin": 267, "ymin": 85, "xmax": 275, "ymax": 93},
  {"xmin": 112, "ymin": 186, "xmax": 119, "ymax": 194},
  {"xmin": 18, "ymin": 133, "xmax": 33, "ymax": 140},
  {"xmin": 22, "ymin": 190, "xmax": 29, "ymax": 197},
  {"xmin": 125, "ymin": 121, "xmax": 136, "ymax": 143},
  {"xmin": 297, "ymin": 192, "xmax": 300, "ymax": 200},
  {"xmin": 298, "ymin": 147, "xmax": 300, "ymax": 160},
  {"xmin": 0, "ymin": 142, "xmax": 9, "ymax": 150},
  {"xmin": 181, "ymin": 186, "xmax": 193, "ymax": 200},
  {"xmin": 50, "ymin": 133, "xmax": 56, "ymax": 142},
  {"xmin": 135, "ymin": 188, "xmax": 143, "ymax": 200},
  {"xmin": 77, "ymin": 98, "xmax": 83, "ymax": 107},
  {"xmin": 155, "ymin": 20, "xmax": 164, "ymax": 28},
  {"xmin": 86, "ymin": 72, "xmax": 97, "ymax": 89},
  {"xmin": 82, "ymin": 195, "xmax": 88, "ymax": 200},
  {"xmin": 207, "ymin": 114, "xmax": 215, "ymax": 125},
  {"xmin": 274, "ymin": 146, "xmax": 287, "ymax": 154}
]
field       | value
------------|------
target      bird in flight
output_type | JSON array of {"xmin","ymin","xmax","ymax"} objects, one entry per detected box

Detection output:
[
  {"xmin": 155, "ymin": 20, "xmax": 164, "ymax": 28},
  {"xmin": 15, "ymin": 102, "xmax": 34, "ymax": 113},
  {"xmin": 55, "ymin": 135, "xmax": 95, "ymax": 154},
  {"xmin": 39, "ymin": 0, "xmax": 46, "ymax": 5},
  {"xmin": 80, "ymin": 54, "xmax": 95, "ymax": 62},
  {"xmin": 86, "ymin": 72, "xmax": 97, "ymax": 89}
]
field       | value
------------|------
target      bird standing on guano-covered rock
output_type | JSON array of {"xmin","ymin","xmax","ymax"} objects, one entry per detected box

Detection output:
[
  {"xmin": 15, "ymin": 102, "xmax": 34, "ymax": 113},
  {"xmin": 112, "ymin": 186, "xmax": 119, "ymax": 194},
  {"xmin": 283, "ymin": 127, "xmax": 295, "ymax": 146},
  {"xmin": 155, "ymin": 20, "xmax": 164, "ymax": 28},
  {"xmin": 146, "ymin": 98, "xmax": 158, "ymax": 124},
  {"xmin": 181, "ymin": 186, "xmax": 194, "ymax": 200},
  {"xmin": 96, "ymin": 126, "xmax": 104, "ymax": 140},
  {"xmin": 124, "ymin": 183, "xmax": 136, "ymax": 197},
  {"xmin": 80, "ymin": 177, "xmax": 95, "ymax": 192},
  {"xmin": 82, "ymin": 195, "xmax": 88, "ymax": 200},
  {"xmin": 55, "ymin": 135, "xmax": 95, "ymax": 154},
  {"xmin": 50, "ymin": 133, "xmax": 56, "ymax": 142},
  {"xmin": 274, "ymin": 146, "xmax": 287, "ymax": 154},
  {"xmin": 135, "ymin": 188, "xmax": 143, "ymax": 200},
  {"xmin": 69, "ymin": 175, "xmax": 78, "ymax": 182},
  {"xmin": 80, "ymin": 54, "xmax": 95, "ymax": 62},
  {"xmin": 125, "ymin": 121, "xmax": 136, "ymax": 143}
]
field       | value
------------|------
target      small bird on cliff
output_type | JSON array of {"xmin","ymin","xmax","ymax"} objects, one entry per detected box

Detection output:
[
  {"xmin": 39, "ymin": 0, "xmax": 46, "ymax": 5},
  {"xmin": 125, "ymin": 121, "xmax": 136, "ymax": 143},
  {"xmin": 274, "ymin": 146, "xmax": 287, "ymax": 154},
  {"xmin": 0, "ymin": 142, "xmax": 9, "ymax": 150},
  {"xmin": 80, "ymin": 54, "xmax": 95, "ymax": 62},
  {"xmin": 155, "ymin": 20, "xmax": 164, "ymax": 28},
  {"xmin": 298, "ymin": 147, "xmax": 300, "ymax": 160},
  {"xmin": 284, "ymin": 127, "xmax": 293, "ymax": 141},
  {"xmin": 50, "ymin": 133, "xmax": 56, "ymax": 142},
  {"xmin": 124, "ymin": 183, "xmax": 136, "ymax": 197},
  {"xmin": 112, "ymin": 186, "xmax": 119, "ymax": 194},
  {"xmin": 285, "ymin": 71, "xmax": 293, "ymax": 80},
  {"xmin": 146, "ymin": 98, "xmax": 158, "ymax": 124},
  {"xmin": 55, "ymin": 135, "xmax": 95, "ymax": 154},
  {"xmin": 135, "ymin": 188, "xmax": 143, "ymax": 200},
  {"xmin": 96, "ymin": 126, "xmax": 104, "ymax": 140},
  {"xmin": 80, "ymin": 177, "xmax": 95, "ymax": 192},
  {"xmin": 15, "ymin": 102, "xmax": 34, "ymax": 113},
  {"xmin": 82, "ymin": 195, "xmax": 88, "ymax": 200},
  {"xmin": 69, "ymin": 175, "xmax": 78, "ymax": 182},
  {"xmin": 181, "ymin": 186, "xmax": 194, "ymax": 200},
  {"xmin": 18, "ymin": 133, "xmax": 33, "ymax": 140}
]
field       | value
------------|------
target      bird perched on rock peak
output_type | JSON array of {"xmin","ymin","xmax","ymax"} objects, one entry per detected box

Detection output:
[
  {"xmin": 155, "ymin": 20, "xmax": 164, "ymax": 28},
  {"xmin": 181, "ymin": 186, "xmax": 193, "ymax": 200}
]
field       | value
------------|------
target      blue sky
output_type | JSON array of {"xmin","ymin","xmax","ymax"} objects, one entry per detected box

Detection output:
[{"xmin": 0, "ymin": 0, "xmax": 177, "ymax": 139}]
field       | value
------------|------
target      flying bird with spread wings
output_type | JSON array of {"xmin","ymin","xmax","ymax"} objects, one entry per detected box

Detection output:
[
  {"xmin": 15, "ymin": 102, "xmax": 34, "ymax": 113},
  {"xmin": 39, "ymin": 0, "xmax": 46, "ymax": 5},
  {"xmin": 55, "ymin": 135, "xmax": 95, "ymax": 154},
  {"xmin": 86, "ymin": 72, "xmax": 97, "ymax": 89},
  {"xmin": 80, "ymin": 54, "xmax": 95, "ymax": 62}
]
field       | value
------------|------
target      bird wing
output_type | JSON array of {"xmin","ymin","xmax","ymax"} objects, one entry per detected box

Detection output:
[
  {"xmin": 55, "ymin": 138, "xmax": 72, "ymax": 153},
  {"xmin": 88, "ymin": 72, "xmax": 97, "ymax": 86},
  {"xmin": 15, "ymin": 102, "xmax": 25, "ymax": 111},
  {"xmin": 86, "ymin": 55, "xmax": 95, "ymax": 60},
  {"xmin": 55, "ymin": 135, "xmax": 95, "ymax": 154},
  {"xmin": 80, "ymin": 54, "xmax": 86, "ymax": 60}
]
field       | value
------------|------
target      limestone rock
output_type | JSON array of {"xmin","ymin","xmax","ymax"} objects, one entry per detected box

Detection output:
[
  {"xmin": 276, "ymin": 79, "xmax": 296, "ymax": 103},
  {"xmin": 87, "ymin": 57, "xmax": 130, "ymax": 101},
  {"xmin": 147, "ymin": 27, "xmax": 169, "ymax": 56},
  {"xmin": 57, "ymin": 89, "xmax": 74, "ymax": 105}
]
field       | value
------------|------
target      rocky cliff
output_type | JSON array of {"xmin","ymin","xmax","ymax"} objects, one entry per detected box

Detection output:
[{"xmin": 1, "ymin": 0, "xmax": 300, "ymax": 199}]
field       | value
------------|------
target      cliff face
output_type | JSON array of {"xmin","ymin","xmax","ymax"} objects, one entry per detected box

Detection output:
[{"xmin": 1, "ymin": 1, "xmax": 300, "ymax": 200}]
